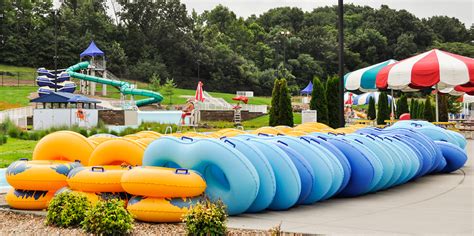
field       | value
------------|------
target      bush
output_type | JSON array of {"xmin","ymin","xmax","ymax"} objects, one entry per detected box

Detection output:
[
  {"xmin": 278, "ymin": 79, "xmax": 294, "ymax": 127},
  {"xmin": 89, "ymin": 128, "xmax": 98, "ymax": 136},
  {"xmin": 46, "ymin": 192, "xmax": 91, "ymax": 228},
  {"xmin": 183, "ymin": 198, "xmax": 227, "ymax": 235},
  {"xmin": 396, "ymin": 94, "xmax": 409, "ymax": 118},
  {"xmin": 424, "ymin": 98, "xmax": 435, "ymax": 122},
  {"xmin": 81, "ymin": 199, "xmax": 134, "ymax": 235},
  {"xmin": 326, "ymin": 76, "xmax": 342, "ymax": 128},
  {"xmin": 269, "ymin": 79, "xmax": 281, "ymax": 126},
  {"xmin": 78, "ymin": 129, "xmax": 88, "ymax": 137},
  {"xmin": 367, "ymin": 97, "xmax": 376, "ymax": 120},
  {"xmin": 0, "ymin": 134, "xmax": 7, "ymax": 145},
  {"xmin": 377, "ymin": 92, "xmax": 390, "ymax": 125},
  {"xmin": 309, "ymin": 77, "xmax": 328, "ymax": 125}
]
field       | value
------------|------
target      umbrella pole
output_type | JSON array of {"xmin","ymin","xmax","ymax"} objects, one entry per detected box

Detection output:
[
  {"xmin": 435, "ymin": 85, "xmax": 439, "ymax": 122},
  {"xmin": 391, "ymin": 89, "xmax": 395, "ymax": 120}
]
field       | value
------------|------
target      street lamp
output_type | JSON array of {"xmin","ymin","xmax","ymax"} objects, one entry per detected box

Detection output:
[
  {"xmin": 280, "ymin": 30, "xmax": 291, "ymax": 68},
  {"xmin": 53, "ymin": 9, "xmax": 59, "ymax": 92}
]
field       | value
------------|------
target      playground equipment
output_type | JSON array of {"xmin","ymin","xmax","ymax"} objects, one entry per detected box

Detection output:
[
  {"xmin": 3, "ymin": 121, "xmax": 468, "ymax": 221},
  {"xmin": 66, "ymin": 61, "xmax": 163, "ymax": 107}
]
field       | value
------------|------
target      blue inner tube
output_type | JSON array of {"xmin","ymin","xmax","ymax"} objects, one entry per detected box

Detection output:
[
  {"xmin": 435, "ymin": 141, "xmax": 468, "ymax": 173},
  {"xmin": 392, "ymin": 134, "xmax": 431, "ymax": 178},
  {"xmin": 382, "ymin": 136, "xmax": 420, "ymax": 184},
  {"xmin": 345, "ymin": 134, "xmax": 395, "ymax": 192},
  {"xmin": 223, "ymin": 137, "xmax": 276, "ymax": 213},
  {"xmin": 337, "ymin": 137, "xmax": 384, "ymax": 193},
  {"xmin": 306, "ymin": 136, "xmax": 351, "ymax": 195},
  {"xmin": 259, "ymin": 136, "xmax": 336, "ymax": 204},
  {"xmin": 445, "ymin": 130, "xmax": 467, "ymax": 149},
  {"xmin": 273, "ymin": 141, "xmax": 314, "ymax": 205},
  {"xmin": 416, "ymin": 126, "xmax": 457, "ymax": 146},
  {"xmin": 379, "ymin": 136, "xmax": 412, "ymax": 186},
  {"xmin": 374, "ymin": 136, "xmax": 404, "ymax": 189},
  {"xmin": 327, "ymin": 138, "xmax": 374, "ymax": 197},
  {"xmin": 245, "ymin": 139, "xmax": 301, "ymax": 210},
  {"xmin": 142, "ymin": 137, "xmax": 259, "ymax": 215}
]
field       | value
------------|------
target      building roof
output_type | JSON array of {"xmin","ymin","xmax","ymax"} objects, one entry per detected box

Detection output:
[
  {"xmin": 80, "ymin": 41, "xmax": 105, "ymax": 58},
  {"xmin": 30, "ymin": 92, "xmax": 101, "ymax": 103}
]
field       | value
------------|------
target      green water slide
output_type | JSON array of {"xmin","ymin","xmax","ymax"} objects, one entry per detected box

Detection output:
[{"xmin": 66, "ymin": 61, "xmax": 163, "ymax": 106}]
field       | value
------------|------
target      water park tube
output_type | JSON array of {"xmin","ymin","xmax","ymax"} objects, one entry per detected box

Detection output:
[{"xmin": 66, "ymin": 61, "xmax": 163, "ymax": 106}]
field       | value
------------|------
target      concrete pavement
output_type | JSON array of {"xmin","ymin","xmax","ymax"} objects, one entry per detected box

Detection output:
[{"xmin": 228, "ymin": 140, "xmax": 474, "ymax": 235}]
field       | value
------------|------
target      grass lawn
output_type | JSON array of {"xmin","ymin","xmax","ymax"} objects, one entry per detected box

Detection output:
[
  {"xmin": 0, "ymin": 64, "xmax": 36, "ymax": 73},
  {"xmin": 201, "ymin": 112, "xmax": 302, "ymax": 131},
  {"xmin": 0, "ymin": 138, "xmax": 37, "ymax": 168},
  {"xmin": 0, "ymin": 86, "xmax": 37, "ymax": 110}
]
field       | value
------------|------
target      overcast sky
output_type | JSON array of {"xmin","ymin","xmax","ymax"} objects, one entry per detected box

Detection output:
[{"xmin": 55, "ymin": 0, "xmax": 473, "ymax": 27}]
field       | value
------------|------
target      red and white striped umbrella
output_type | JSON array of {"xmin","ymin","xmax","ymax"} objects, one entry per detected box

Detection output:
[
  {"xmin": 195, "ymin": 81, "xmax": 205, "ymax": 102},
  {"xmin": 376, "ymin": 49, "xmax": 474, "ymax": 93}
]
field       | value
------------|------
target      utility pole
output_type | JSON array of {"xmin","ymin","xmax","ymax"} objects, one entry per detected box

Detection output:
[{"xmin": 337, "ymin": 0, "xmax": 345, "ymax": 127}]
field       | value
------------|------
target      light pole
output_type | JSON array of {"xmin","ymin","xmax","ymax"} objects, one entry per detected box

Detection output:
[
  {"xmin": 337, "ymin": 0, "xmax": 345, "ymax": 127},
  {"xmin": 280, "ymin": 30, "xmax": 290, "ymax": 68}
]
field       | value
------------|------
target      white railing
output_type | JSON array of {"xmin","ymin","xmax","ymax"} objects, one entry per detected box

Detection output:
[
  {"xmin": 196, "ymin": 103, "xmax": 267, "ymax": 114},
  {"xmin": 0, "ymin": 106, "xmax": 33, "ymax": 129}
]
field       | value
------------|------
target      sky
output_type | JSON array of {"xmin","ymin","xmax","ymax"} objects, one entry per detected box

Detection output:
[{"xmin": 55, "ymin": 0, "xmax": 473, "ymax": 27}]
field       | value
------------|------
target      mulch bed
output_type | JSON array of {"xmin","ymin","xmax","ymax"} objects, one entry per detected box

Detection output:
[{"xmin": 0, "ymin": 194, "xmax": 273, "ymax": 235}]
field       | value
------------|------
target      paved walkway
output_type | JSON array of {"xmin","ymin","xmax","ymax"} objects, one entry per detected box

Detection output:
[{"xmin": 228, "ymin": 140, "xmax": 473, "ymax": 235}]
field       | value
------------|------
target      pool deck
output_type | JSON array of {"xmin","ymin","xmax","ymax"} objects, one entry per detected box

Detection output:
[{"xmin": 228, "ymin": 140, "xmax": 474, "ymax": 235}]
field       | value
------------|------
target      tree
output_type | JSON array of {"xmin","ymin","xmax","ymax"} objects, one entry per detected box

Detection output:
[
  {"xmin": 309, "ymin": 77, "xmax": 328, "ymax": 124},
  {"xmin": 377, "ymin": 92, "xmax": 390, "ymax": 125},
  {"xmin": 161, "ymin": 78, "xmax": 177, "ymax": 105},
  {"xmin": 149, "ymin": 73, "xmax": 161, "ymax": 91},
  {"xmin": 425, "ymin": 16, "xmax": 470, "ymax": 42},
  {"xmin": 418, "ymin": 101, "xmax": 425, "ymax": 120},
  {"xmin": 269, "ymin": 79, "xmax": 281, "ymax": 126},
  {"xmin": 367, "ymin": 97, "xmax": 376, "ymax": 120},
  {"xmin": 410, "ymin": 99, "xmax": 416, "ymax": 119},
  {"xmin": 394, "ymin": 33, "xmax": 417, "ymax": 59},
  {"xmin": 447, "ymin": 95, "xmax": 462, "ymax": 114},
  {"xmin": 396, "ymin": 94, "xmax": 409, "ymax": 118},
  {"xmin": 424, "ymin": 98, "xmax": 435, "ymax": 122},
  {"xmin": 326, "ymin": 76, "xmax": 342, "ymax": 128},
  {"xmin": 438, "ymin": 94, "xmax": 449, "ymax": 122},
  {"xmin": 278, "ymin": 79, "xmax": 294, "ymax": 126}
]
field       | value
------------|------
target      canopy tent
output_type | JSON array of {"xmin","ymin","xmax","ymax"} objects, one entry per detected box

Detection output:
[
  {"xmin": 376, "ymin": 49, "xmax": 474, "ymax": 121},
  {"xmin": 195, "ymin": 81, "xmax": 205, "ymax": 102},
  {"xmin": 300, "ymin": 81, "xmax": 313, "ymax": 95},
  {"xmin": 344, "ymin": 59, "xmax": 397, "ymax": 91},
  {"xmin": 31, "ymin": 92, "xmax": 100, "ymax": 104},
  {"xmin": 80, "ymin": 41, "xmax": 105, "ymax": 58}
]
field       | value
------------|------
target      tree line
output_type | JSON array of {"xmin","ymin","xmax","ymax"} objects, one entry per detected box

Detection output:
[{"xmin": 1, "ymin": 0, "xmax": 473, "ymax": 95}]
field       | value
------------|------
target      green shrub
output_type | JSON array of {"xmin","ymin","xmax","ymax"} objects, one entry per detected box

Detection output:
[
  {"xmin": 81, "ymin": 199, "xmax": 134, "ymax": 235},
  {"xmin": 424, "ymin": 98, "xmax": 435, "ymax": 122},
  {"xmin": 269, "ymin": 79, "xmax": 281, "ymax": 126},
  {"xmin": 377, "ymin": 92, "xmax": 390, "ymax": 125},
  {"xmin": 78, "ymin": 129, "xmax": 88, "ymax": 137},
  {"xmin": 27, "ymin": 131, "xmax": 40, "ymax": 141},
  {"xmin": 7, "ymin": 125, "xmax": 21, "ymax": 138},
  {"xmin": 183, "ymin": 198, "xmax": 227, "ymax": 235},
  {"xmin": 109, "ymin": 130, "xmax": 119, "ymax": 136},
  {"xmin": 89, "ymin": 128, "xmax": 98, "ymax": 136},
  {"xmin": 326, "ymin": 76, "xmax": 342, "ymax": 128},
  {"xmin": 0, "ymin": 134, "xmax": 7, "ymax": 145},
  {"xmin": 278, "ymin": 79, "xmax": 294, "ymax": 127},
  {"xmin": 310, "ymin": 77, "xmax": 328, "ymax": 125},
  {"xmin": 46, "ymin": 192, "xmax": 91, "ymax": 228},
  {"xmin": 367, "ymin": 97, "xmax": 376, "ymax": 120}
]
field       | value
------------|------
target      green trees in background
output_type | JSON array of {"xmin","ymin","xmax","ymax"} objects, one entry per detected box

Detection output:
[
  {"xmin": 309, "ymin": 77, "xmax": 328, "ymax": 125},
  {"xmin": 367, "ymin": 97, "xmax": 376, "ymax": 120},
  {"xmin": 424, "ymin": 98, "xmax": 435, "ymax": 122},
  {"xmin": 1, "ymin": 2, "xmax": 473, "ymax": 95},
  {"xmin": 377, "ymin": 92, "xmax": 390, "ymax": 125},
  {"xmin": 396, "ymin": 94, "xmax": 409, "ymax": 118},
  {"xmin": 269, "ymin": 79, "xmax": 282, "ymax": 126},
  {"xmin": 326, "ymin": 76, "xmax": 342, "ymax": 128},
  {"xmin": 278, "ymin": 79, "xmax": 294, "ymax": 126}
]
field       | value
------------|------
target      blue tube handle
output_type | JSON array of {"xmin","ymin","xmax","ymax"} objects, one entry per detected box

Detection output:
[
  {"xmin": 181, "ymin": 136, "xmax": 194, "ymax": 142},
  {"xmin": 20, "ymin": 158, "xmax": 28, "ymax": 161},
  {"xmin": 317, "ymin": 136, "xmax": 327, "ymax": 141},
  {"xmin": 299, "ymin": 137, "xmax": 310, "ymax": 144},
  {"xmin": 219, "ymin": 136, "xmax": 227, "ymax": 140},
  {"xmin": 354, "ymin": 138, "xmax": 363, "ymax": 144},
  {"xmin": 258, "ymin": 133, "xmax": 270, "ymax": 137},
  {"xmin": 224, "ymin": 139, "xmax": 236, "ymax": 148},
  {"xmin": 309, "ymin": 138, "xmax": 320, "ymax": 144},
  {"xmin": 175, "ymin": 168, "xmax": 189, "ymax": 175},
  {"xmin": 277, "ymin": 140, "xmax": 288, "ymax": 146}
]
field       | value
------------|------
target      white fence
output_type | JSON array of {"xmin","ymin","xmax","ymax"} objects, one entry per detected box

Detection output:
[
  {"xmin": 33, "ymin": 109, "xmax": 98, "ymax": 130},
  {"xmin": 196, "ymin": 103, "xmax": 267, "ymax": 114},
  {"xmin": 0, "ymin": 107, "xmax": 33, "ymax": 129}
]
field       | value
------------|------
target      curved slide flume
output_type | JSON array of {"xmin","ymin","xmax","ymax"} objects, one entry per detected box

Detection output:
[{"xmin": 66, "ymin": 61, "xmax": 163, "ymax": 106}]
